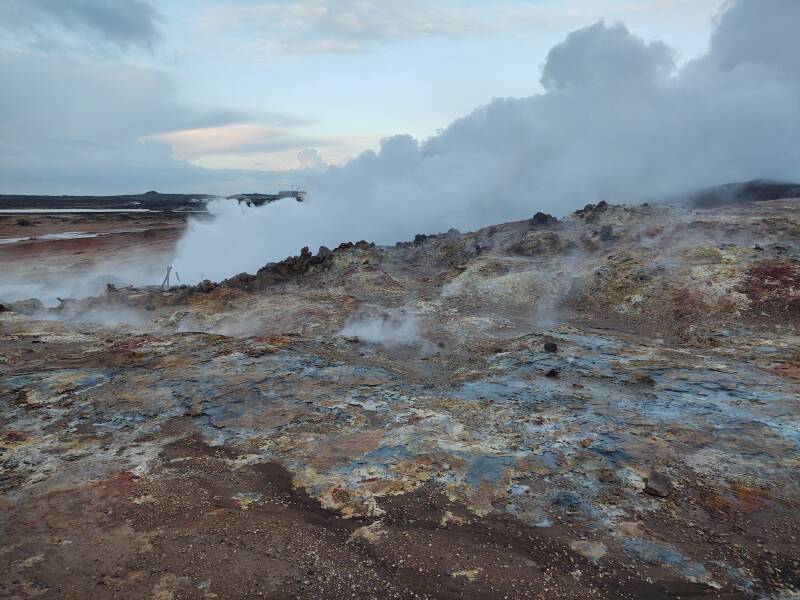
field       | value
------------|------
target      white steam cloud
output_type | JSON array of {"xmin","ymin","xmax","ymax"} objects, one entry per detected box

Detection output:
[
  {"xmin": 173, "ymin": 0, "xmax": 800, "ymax": 283},
  {"xmin": 339, "ymin": 310, "xmax": 425, "ymax": 348},
  {"xmin": 0, "ymin": 256, "xmax": 169, "ymax": 307}
]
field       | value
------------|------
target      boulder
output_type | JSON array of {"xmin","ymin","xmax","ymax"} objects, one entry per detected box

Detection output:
[
  {"xmin": 644, "ymin": 471, "xmax": 673, "ymax": 498},
  {"xmin": 197, "ymin": 279, "xmax": 216, "ymax": 293},
  {"xmin": 530, "ymin": 212, "xmax": 558, "ymax": 227}
]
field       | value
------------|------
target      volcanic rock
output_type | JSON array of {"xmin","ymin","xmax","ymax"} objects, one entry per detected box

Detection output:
[
  {"xmin": 530, "ymin": 212, "xmax": 558, "ymax": 226},
  {"xmin": 197, "ymin": 279, "xmax": 216, "ymax": 293},
  {"xmin": 644, "ymin": 471, "xmax": 673, "ymax": 498}
]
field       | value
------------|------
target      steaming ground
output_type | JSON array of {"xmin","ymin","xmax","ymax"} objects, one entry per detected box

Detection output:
[
  {"xmin": 173, "ymin": 0, "xmax": 800, "ymax": 284},
  {"xmin": 1, "ymin": 259, "xmax": 167, "ymax": 307},
  {"xmin": 2, "ymin": 195, "xmax": 800, "ymax": 598},
  {"xmin": 0, "ymin": 212, "xmax": 185, "ymax": 307},
  {"xmin": 340, "ymin": 309, "xmax": 427, "ymax": 348}
]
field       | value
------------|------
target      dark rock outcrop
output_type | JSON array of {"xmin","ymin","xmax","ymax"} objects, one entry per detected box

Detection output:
[
  {"xmin": 687, "ymin": 179, "xmax": 800, "ymax": 208},
  {"xmin": 530, "ymin": 212, "xmax": 558, "ymax": 227},
  {"xmin": 575, "ymin": 201, "xmax": 610, "ymax": 218},
  {"xmin": 196, "ymin": 279, "xmax": 216, "ymax": 293},
  {"xmin": 220, "ymin": 246, "xmax": 336, "ymax": 291},
  {"xmin": 644, "ymin": 471, "xmax": 673, "ymax": 498}
]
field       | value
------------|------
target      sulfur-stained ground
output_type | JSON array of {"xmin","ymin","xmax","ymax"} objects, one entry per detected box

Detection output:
[{"xmin": 1, "ymin": 199, "xmax": 799, "ymax": 599}]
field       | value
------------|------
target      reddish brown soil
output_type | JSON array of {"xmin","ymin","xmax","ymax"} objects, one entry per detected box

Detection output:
[
  {"xmin": 0, "ymin": 213, "xmax": 186, "ymax": 269},
  {"xmin": 1, "ymin": 433, "xmax": 747, "ymax": 600},
  {"xmin": 738, "ymin": 261, "xmax": 800, "ymax": 322}
]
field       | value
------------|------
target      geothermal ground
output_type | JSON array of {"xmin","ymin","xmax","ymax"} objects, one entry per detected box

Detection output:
[
  {"xmin": 0, "ymin": 212, "xmax": 188, "ymax": 305},
  {"xmin": 1, "ymin": 199, "xmax": 799, "ymax": 599}
]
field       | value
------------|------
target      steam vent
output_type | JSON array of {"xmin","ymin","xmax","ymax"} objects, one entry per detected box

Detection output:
[{"xmin": 2, "ymin": 194, "xmax": 800, "ymax": 598}]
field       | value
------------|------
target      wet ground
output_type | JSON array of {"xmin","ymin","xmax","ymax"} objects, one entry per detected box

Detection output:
[
  {"xmin": 1, "ymin": 199, "xmax": 799, "ymax": 598},
  {"xmin": 0, "ymin": 212, "xmax": 188, "ymax": 305}
]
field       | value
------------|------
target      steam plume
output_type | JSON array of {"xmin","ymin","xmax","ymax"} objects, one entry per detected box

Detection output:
[{"xmin": 173, "ymin": 0, "xmax": 800, "ymax": 283}]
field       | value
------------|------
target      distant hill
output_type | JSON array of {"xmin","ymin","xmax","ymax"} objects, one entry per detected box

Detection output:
[
  {"xmin": 4, "ymin": 181, "xmax": 799, "ymax": 213},
  {"xmin": 0, "ymin": 191, "xmax": 216, "ymax": 211},
  {"xmin": 686, "ymin": 179, "xmax": 800, "ymax": 208}
]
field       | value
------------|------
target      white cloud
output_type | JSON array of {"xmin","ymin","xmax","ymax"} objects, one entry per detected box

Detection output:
[
  {"xmin": 146, "ymin": 124, "xmax": 328, "ymax": 159},
  {"xmin": 200, "ymin": 0, "xmax": 488, "ymax": 54},
  {"xmin": 540, "ymin": 21, "xmax": 675, "ymax": 90},
  {"xmin": 709, "ymin": 0, "xmax": 800, "ymax": 74},
  {"xmin": 297, "ymin": 149, "xmax": 328, "ymax": 171}
]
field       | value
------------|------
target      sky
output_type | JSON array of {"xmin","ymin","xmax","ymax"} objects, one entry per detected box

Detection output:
[{"xmin": 0, "ymin": 0, "xmax": 728, "ymax": 195}]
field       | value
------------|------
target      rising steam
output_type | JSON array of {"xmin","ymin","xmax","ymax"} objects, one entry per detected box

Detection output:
[
  {"xmin": 339, "ymin": 310, "xmax": 423, "ymax": 347},
  {"xmin": 172, "ymin": 0, "xmax": 800, "ymax": 283}
]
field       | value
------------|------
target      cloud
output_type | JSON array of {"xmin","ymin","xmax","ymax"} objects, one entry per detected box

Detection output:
[
  {"xmin": 0, "ymin": 48, "xmax": 246, "ymax": 154},
  {"xmin": 201, "ymin": 0, "xmax": 487, "ymax": 54},
  {"xmin": 0, "ymin": 50, "xmax": 183, "ymax": 142},
  {"xmin": 297, "ymin": 149, "xmax": 328, "ymax": 171},
  {"xmin": 540, "ymin": 21, "xmax": 675, "ymax": 91},
  {"xmin": 0, "ymin": 0, "xmax": 161, "ymax": 52},
  {"xmin": 199, "ymin": 0, "xmax": 724, "ymax": 56},
  {"xmin": 0, "ymin": 131, "xmax": 302, "ymax": 197},
  {"xmin": 172, "ymin": 0, "xmax": 800, "ymax": 282},
  {"xmin": 188, "ymin": 110, "xmax": 314, "ymax": 132},
  {"xmin": 708, "ymin": 0, "xmax": 800, "ymax": 74},
  {"xmin": 147, "ymin": 124, "xmax": 329, "ymax": 159},
  {"xmin": 0, "ymin": 49, "xmax": 313, "ymax": 195}
]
